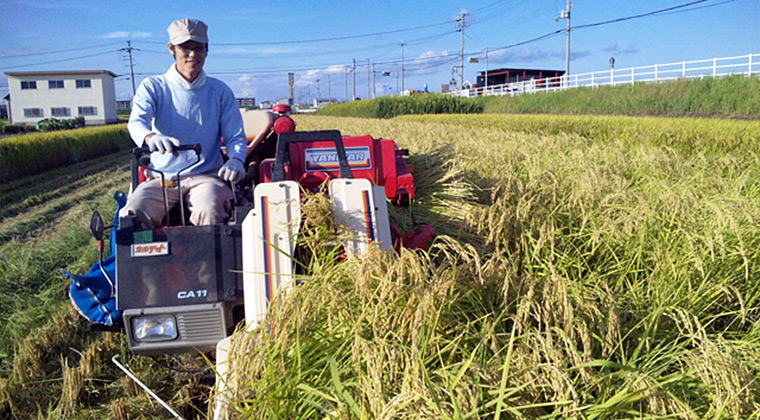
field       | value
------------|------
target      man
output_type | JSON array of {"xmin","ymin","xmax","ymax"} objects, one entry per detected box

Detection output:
[{"xmin": 121, "ymin": 18, "xmax": 247, "ymax": 227}]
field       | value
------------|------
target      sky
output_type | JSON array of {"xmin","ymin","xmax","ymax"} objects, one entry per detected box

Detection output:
[{"xmin": 1, "ymin": 0, "xmax": 758, "ymax": 104}]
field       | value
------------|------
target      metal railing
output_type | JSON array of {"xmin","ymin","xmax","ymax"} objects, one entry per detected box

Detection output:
[{"xmin": 454, "ymin": 53, "xmax": 760, "ymax": 98}]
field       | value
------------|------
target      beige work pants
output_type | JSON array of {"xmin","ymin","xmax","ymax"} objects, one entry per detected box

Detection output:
[{"xmin": 119, "ymin": 174, "xmax": 234, "ymax": 227}]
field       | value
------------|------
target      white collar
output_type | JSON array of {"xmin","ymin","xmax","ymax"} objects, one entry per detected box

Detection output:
[{"xmin": 165, "ymin": 64, "xmax": 206, "ymax": 89}]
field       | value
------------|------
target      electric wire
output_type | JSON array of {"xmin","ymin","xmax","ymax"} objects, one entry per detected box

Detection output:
[
  {"xmin": 133, "ymin": 19, "xmax": 453, "ymax": 46},
  {"xmin": 3, "ymin": 51, "xmax": 117, "ymax": 70},
  {"xmin": 0, "ymin": 41, "xmax": 124, "ymax": 59}
]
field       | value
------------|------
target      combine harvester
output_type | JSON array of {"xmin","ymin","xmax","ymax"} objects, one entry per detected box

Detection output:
[{"xmin": 67, "ymin": 105, "xmax": 432, "ymax": 417}]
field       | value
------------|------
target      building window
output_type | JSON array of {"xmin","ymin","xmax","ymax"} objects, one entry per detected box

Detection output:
[
  {"xmin": 76, "ymin": 79, "xmax": 92, "ymax": 88},
  {"xmin": 24, "ymin": 108, "xmax": 44, "ymax": 118},
  {"xmin": 78, "ymin": 106, "xmax": 97, "ymax": 116},
  {"xmin": 21, "ymin": 81, "xmax": 37, "ymax": 90},
  {"xmin": 49, "ymin": 80, "xmax": 64, "ymax": 89},
  {"xmin": 51, "ymin": 107, "xmax": 70, "ymax": 117}
]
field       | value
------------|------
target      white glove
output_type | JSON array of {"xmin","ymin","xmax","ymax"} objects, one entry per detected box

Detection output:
[
  {"xmin": 218, "ymin": 158, "xmax": 245, "ymax": 183},
  {"xmin": 146, "ymin": 134, "xmax": 180, "ymax": 154}
]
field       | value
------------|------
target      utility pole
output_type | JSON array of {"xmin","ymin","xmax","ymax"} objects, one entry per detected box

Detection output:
[
  {"xmin": 352, "ymin": 59, "xmax": 356, "ymax": 101},
  {"xmin": 372, "ymin": 64, "xmax": 376, "ymax": 98},
  {"xmin": 455, "ymin": 10, "xmax": 469, "ymax": 89},
  {"xmin": 367, "ymin": 58, "xmax": 370, "ymax": 100},
  {"xmin": 557, "ymin": 0, "xmax": 571, "ymax": 79},
  {"xmin": 485, "ymin": 48, "xmax": 489, "ymax": 92},
  {"xmin": 120, "ymin": 40, "xmax": 137, "ymax": 97},
  {"xmin": 400, "ymin": 42, "xmax": 405, "ymax": 93}
]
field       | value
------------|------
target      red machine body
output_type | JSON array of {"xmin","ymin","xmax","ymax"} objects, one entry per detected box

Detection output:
[{"xmin": 259, "ymin": 135, "xmax": 415, "ymax": 206}]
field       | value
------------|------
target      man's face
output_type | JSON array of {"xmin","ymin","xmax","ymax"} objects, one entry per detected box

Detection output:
[{"xmin": 168, "ymin": 40, "xmax": 207, "ymax": 81}]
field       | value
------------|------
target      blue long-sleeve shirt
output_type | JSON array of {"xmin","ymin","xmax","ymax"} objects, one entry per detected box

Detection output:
[{"xmin": 128, "ymin": 65, "xmax": 247, "ymax": 180}]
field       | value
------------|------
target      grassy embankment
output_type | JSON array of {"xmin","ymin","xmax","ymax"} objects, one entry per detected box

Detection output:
[{"xmin": 318, "ymin": 74, "xmax": 760, "ymax": 120}]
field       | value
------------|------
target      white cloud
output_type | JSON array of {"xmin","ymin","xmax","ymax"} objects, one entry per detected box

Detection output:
[
  {"xmin": 294, "ymin": 65, "xmax": 348, "ymax": 86},
  {"xmin": 409, "ymin": 50, "xmax": 452, "ymax": 75},
  {"xmin": 237, "ymin": 73, "xmax": 257, "ymax": 97}
]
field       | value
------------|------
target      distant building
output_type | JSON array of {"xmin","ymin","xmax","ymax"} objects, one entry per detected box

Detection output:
[
  {"xmin": 259, "ymin": 101, "xmax": 273, "ymax": 110},
  {"xmin": 236, "ymin": 97, "xmax": 256, "ymax": 108},
  {"xmin": 476, "ymin": 68, "xmax": 565, "ymax": 87},
  {"xmin": 116, "ymin": 100, "xmax": 132, "ymax": 110},
  {"xmin": 4, "ymin": 70, "xmax": 118, "ymax": 126},
  {"xmin": 312, "ymin": 98, "xmax": 336, "ymax": 108}
]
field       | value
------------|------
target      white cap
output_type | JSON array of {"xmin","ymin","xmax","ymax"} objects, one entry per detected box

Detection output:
[{"xmin": 167, "ymin": 18, "xmax": 208, "ymax": 45}]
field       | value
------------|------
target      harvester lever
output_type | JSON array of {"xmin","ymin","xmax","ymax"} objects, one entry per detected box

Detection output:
[{"xmin": 89, "ymin": 210, "xmax": 115, "ymax": 296}]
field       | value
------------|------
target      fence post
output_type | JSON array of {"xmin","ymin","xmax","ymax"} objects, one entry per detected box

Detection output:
[
  {"xmin": 654, "ymin": 64, "xmax": 658, "ymax": 82},
  {"xmin": 591, "ymin": 72, "xmax": 595, "ymax": 87},
  {"xmin": 631, "ymin": 67, "xmax": 635, "ymax": 84},
  {"xmin": 749, "ymin": 54, "xmax": 753, "ymax": 77},
  {"xmin": 713, "ymin": 57, "xmax": 717, "ymax": 77},
  {"xmin": 682, "ymin": 61, "xmax": 686, "ymax": 78}
]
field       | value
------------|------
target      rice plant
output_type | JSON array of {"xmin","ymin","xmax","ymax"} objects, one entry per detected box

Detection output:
[{"xmin": 212, "ymin": 114, "xmax": 760, "ymax": 419}]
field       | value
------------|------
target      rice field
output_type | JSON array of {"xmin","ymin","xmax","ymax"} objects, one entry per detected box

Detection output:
[
  {"xmin": 1, "ymin": 113, "xmax": 759, "ymax": 419},
  {"xmin": 214, "ymin": 114, "xmax": 760, "ymax": 419}
]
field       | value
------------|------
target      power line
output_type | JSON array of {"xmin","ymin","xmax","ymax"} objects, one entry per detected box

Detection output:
[
  {"xmin": 2, "ymin": 51, "xmax": 117, "ymax": 70},
  {"xmin": 573, "ymin": 0, "xmax": 713, "ymax": 30},
  {"xmin": 484, "ymin": 0, "xmax": 727, "ymax": 58},
  {"xmin": 0, "ymin": 42, "xmax": 123, "ymax": 59},
  {"xmin": 133, "ymin": 20, "xmax": 453, "ymax": 46}
]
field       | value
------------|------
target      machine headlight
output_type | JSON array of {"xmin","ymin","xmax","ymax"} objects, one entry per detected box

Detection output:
[{"xmin": 132, "ymin": 315, "xmax": 177, "ymax": 342}]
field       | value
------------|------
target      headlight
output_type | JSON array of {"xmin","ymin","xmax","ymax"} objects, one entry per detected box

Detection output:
[{"xmin": 132, "ymin": 315, "xmax": 177, "ymax": 342}]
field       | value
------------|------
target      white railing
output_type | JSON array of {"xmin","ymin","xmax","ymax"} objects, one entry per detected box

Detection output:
[{"xmin": 454, "ymin": 53, "xmax": 760, "ymax": 98}]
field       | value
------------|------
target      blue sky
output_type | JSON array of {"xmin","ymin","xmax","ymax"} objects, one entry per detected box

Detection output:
[{"xmin": 1, "ymin": 0, "xmax": 757, "ymax": 103}]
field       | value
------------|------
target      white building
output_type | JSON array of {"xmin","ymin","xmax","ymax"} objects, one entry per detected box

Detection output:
[{"xmin": 4, "ymin": 70, "xmax": 118, "ymax": 126}]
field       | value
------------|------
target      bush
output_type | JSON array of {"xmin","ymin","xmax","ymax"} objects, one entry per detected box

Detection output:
[
  {"xmin": 316, "ymin": 94, "xmax": 484, "ymax": 118},
  {"xmin": 2, "ymin": 124, "xmax": 34, "ymax": 135},
  {"xmin": 35, "ymin": 116, "xmax": 86, "ymax": 132}
]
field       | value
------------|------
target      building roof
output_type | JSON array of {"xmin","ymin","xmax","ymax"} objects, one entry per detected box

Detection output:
[
  {"xmin": 478, "ymin": 68, "xmax": 565, "ymax": 75},
  {"xmin": 4, "ymin": 70, "xmax": 117, "ymax": 78}
]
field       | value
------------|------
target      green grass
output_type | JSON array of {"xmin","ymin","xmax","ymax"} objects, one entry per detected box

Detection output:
[
  {"xmin": 314, "ymin": 75, "xmax": 760, "ymax": 120},
  {"xmin": 477, "ymin": 74, "xmax": 760, "ymax": 119}
]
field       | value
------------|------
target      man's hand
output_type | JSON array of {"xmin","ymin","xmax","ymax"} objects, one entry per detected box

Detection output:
[
  {"xmin": 146, "ymin": 134, "xmax": 181, "ymax": 154},
  {"xmin": 218, "ymin": 158, "xmax": 245, "ymax": 183}
]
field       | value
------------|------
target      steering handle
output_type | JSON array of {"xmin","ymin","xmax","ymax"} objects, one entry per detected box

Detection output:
[{"xmin": 133, "ymin": 144, "xmax": 202, "ymax": 159}]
